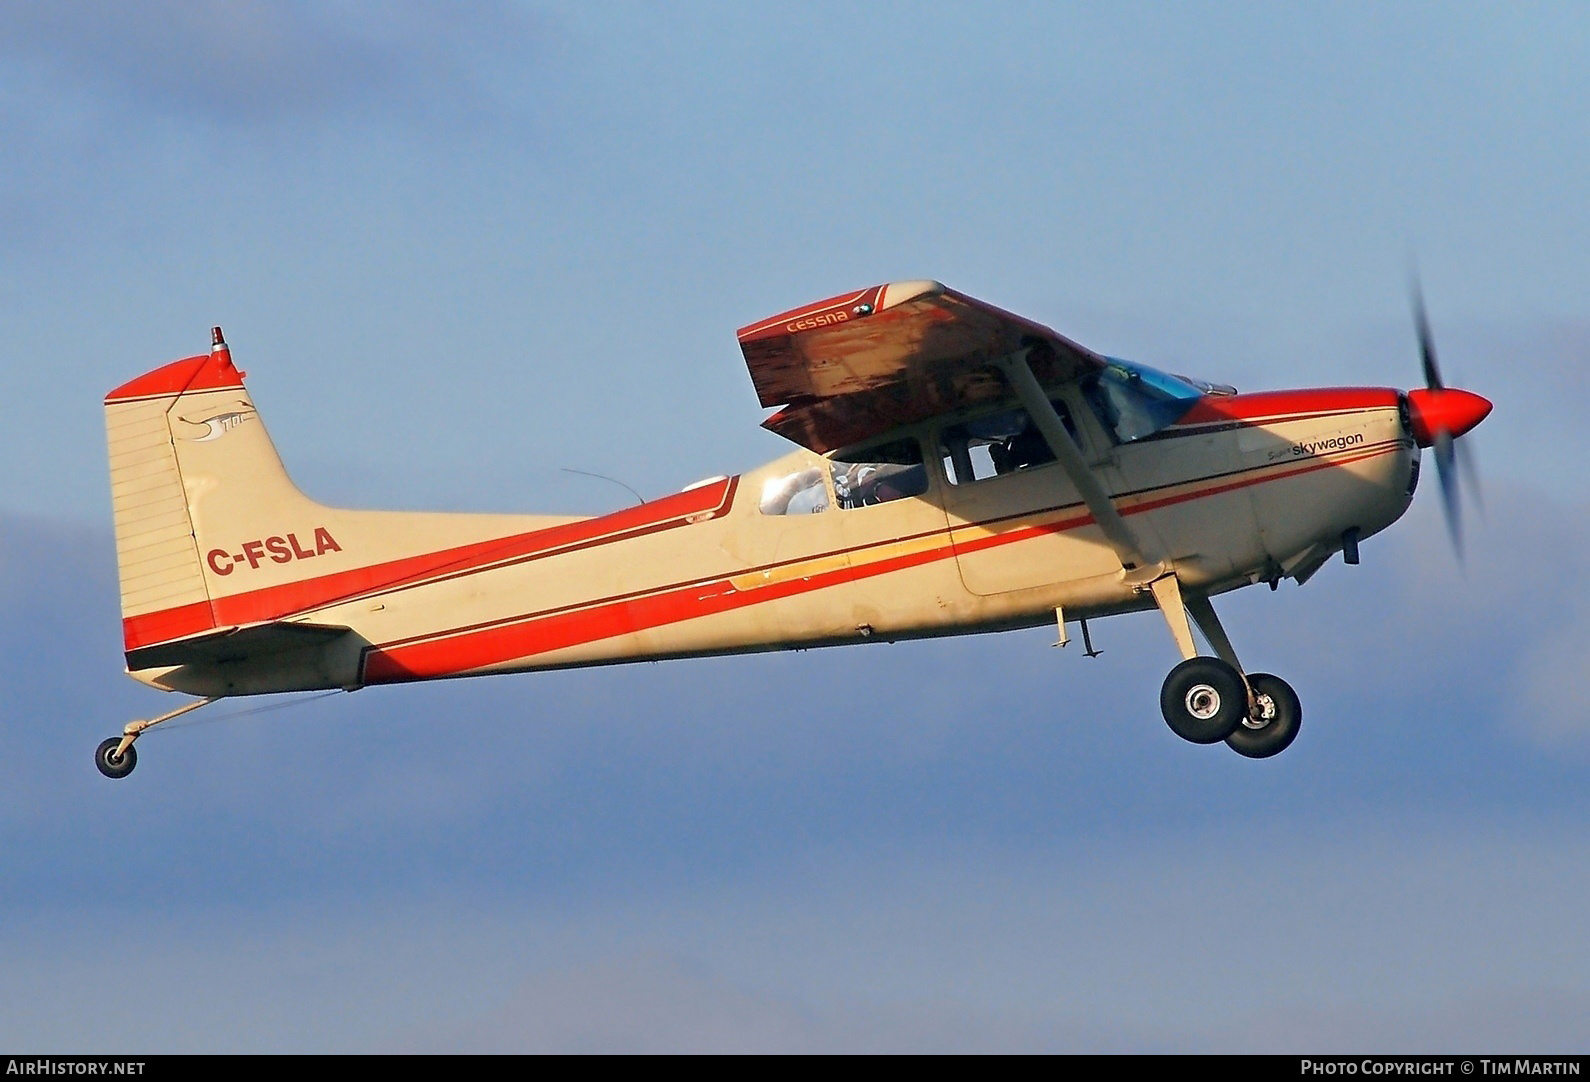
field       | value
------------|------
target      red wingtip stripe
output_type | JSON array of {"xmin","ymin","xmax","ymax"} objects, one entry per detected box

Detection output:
[{"xmin": 736, "ymin": 285, "xmax": 887, "ymax": 343}]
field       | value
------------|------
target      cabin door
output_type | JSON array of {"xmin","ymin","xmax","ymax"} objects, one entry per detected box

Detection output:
[{"xmin": 937, "ymin": 390, "xmax": 1123, "ymax": 597}]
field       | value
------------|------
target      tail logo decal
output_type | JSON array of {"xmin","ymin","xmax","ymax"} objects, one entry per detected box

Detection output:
[
  {"xmin": 178, "ymin": 405, "xmax": 256, "ymax": 442},
  {"xmin": 207, "ymin": 528, "xmax": 342, "ymax": 576}
]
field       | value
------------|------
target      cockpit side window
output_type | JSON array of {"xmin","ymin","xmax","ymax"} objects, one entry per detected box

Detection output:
[
  {"xmin": 830, "ymin": 438, "xmax": 929, "ymax": 510},
  {"xmin": 1081, "ymin": 358, "xmax": 1204, "ymax": 444},
  {"xmin": 938, "ymin": 401, "xmax": 1077, "ymax": 485}
]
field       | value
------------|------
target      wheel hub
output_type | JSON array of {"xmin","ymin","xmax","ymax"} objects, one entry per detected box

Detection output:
[
  {"xmin": 1242, "ymin": 692, "xmax": 1277, "ymax": 730},
  {"xmin": 1184, "ymin": 684, "xmax": 1222, "ymax": 720}
]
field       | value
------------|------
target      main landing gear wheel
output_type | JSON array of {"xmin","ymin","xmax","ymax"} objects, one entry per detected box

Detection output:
[
  {"xmin": 1160, "ymin": 656, "xmax": 1247, "ymax": 744},
  {"xmin": 95, "ymin": 738, "xmax": 137, "ymax": 779},
  {"xmin": 1225, "ymin": 672, "xmax": 1302, "ymax": 759}
]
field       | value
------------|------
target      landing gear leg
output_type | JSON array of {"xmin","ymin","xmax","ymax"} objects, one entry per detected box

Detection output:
[
  {"xmin": 1148, "ymin": 577, "xmax": 1302, "ymax": 755},
  {"xmin": 94, "ymin": 696, "xmax": 221, "ymax": 779},
  {"xmin": 1150, "ymin": 575, "xmax": 1245, "ymax": 744}
]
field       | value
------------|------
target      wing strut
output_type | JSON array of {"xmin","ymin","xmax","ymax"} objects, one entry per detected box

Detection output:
[
  {"xmin": 994, "ymin": 351, "xmax": 1162, "ymax": 574},
  {"xmin": 997, "ymin": 350, "xmax": 1243, "ymax": 673}
]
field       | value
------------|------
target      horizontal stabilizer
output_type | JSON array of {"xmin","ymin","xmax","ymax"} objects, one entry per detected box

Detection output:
[{"xmin": 126, "ymin": 620, "xmax": 351, "ymax": 671}]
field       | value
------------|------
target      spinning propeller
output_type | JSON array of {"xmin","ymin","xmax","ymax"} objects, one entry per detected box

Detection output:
[{"xmin": 1405, "ymin": 283, "xmax": 1492, "ymax": 557}]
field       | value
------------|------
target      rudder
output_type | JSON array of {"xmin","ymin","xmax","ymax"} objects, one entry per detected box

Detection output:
[{"xmin": 104, "ymin": 327, "xmax": 321, "ymax": 657}]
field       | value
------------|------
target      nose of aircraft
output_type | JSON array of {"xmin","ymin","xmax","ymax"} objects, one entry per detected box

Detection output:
[{"xmin": 1405, "ymin": 387, "xmax": 1493, "ymax": 447}]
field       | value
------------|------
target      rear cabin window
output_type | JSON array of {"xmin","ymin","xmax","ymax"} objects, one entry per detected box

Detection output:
[
  {"xmin": 759, "ymin": 466, "xmax": 831, "ymax": 515},
  {"xmin": 939, "ymin": 402, "xmax": 1077, "ymax": 485},
  {"xmin": 829, "ymin": 438, "xmax": 929, "ymax": 509}
]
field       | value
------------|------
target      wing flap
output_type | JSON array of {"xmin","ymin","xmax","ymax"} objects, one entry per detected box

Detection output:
[
  {"xmin": 126, "ymin": 620, "xmax": 351, "ymax": 671},
  {"xmin": 738, "ymin": 281, "xmax": 1105, "ymax": 453}
]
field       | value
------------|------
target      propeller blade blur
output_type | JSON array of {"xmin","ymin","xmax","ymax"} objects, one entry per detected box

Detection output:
[
  {"xmin": 1412, "ymin": 280, "xmax": 1444, "ymax": 391},
  {"xmin": 1409, "ymin": 280, "xmax": 1487, "ymax": 561},
  {"xmin": 1434, "ymin": 430, "xmax": 1462, "ymax": 559},
  {"xmin": 1456, "ymin": 436, "xmax": 1484, "ymax": 517}
]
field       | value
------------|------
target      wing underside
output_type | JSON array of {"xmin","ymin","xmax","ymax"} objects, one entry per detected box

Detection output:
[{"xmin": 737, "ymin": 280, "xmax": 1106, "ymax": 453}]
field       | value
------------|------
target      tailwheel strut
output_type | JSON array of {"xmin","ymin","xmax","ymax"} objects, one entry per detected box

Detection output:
[{"xmin": 95, "ymin": 696, "xmax": 222, "ymax": 779}]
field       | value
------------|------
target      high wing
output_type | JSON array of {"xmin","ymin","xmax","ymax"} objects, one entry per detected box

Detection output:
[{"xmin": 737, "ymin": 280, "xmax": 1108, "ymax": 453}]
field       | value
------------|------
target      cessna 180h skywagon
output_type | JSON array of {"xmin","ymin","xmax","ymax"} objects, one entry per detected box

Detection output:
[{"xmin": 96, "ymin": 280, "xmax": 1490, "ymax": 778}]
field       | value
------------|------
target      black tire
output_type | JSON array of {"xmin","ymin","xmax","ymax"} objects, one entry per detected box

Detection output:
[
  {"xmin": 1225, "ymin": 672, "xmax": 1302, "ymax": 759},
  {"xmin": 1160, "ymin": 656, "xmax": 1247, "ymax": 744},
  {"xmin": 95, "ymin": 737, "xmax": 137, "ymax": 779}
]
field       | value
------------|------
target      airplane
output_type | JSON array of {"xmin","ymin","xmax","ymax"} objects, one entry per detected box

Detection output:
[{"xmin": 94, "ymin": 280, "xmax": 1491, "ymax": 778}]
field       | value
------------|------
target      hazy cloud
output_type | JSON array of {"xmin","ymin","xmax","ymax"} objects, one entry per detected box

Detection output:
[
  {"xmin": 11, "ymin": 830, "xmax": 1586, "ymax": 1052},
  {"xmin": 0, "ymin": 1, "xmax": 539, "ymax": 129},
  {"xmin": 412, "ymin": 956, "xmax": 1073, "ymax": 1054},
  {"xmin": 1463, "ymin": 321, "xmax": 1590, "ymax": 489},
  {"xmin": 1506, "ymin": 608, "xmax": 1590, "ymax": 745}
]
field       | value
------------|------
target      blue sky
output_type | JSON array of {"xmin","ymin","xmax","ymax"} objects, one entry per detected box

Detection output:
[{"xmin": 2, "ymin": 2, "xmax": 1588, "ymax": 1052}]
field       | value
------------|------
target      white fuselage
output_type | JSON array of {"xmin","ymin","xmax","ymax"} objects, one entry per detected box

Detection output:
[{"xmin": 129, "ymin": 385, "xmax": 1415, "ymax": 697}]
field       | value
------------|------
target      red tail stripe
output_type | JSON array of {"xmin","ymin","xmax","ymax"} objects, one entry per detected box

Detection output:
[
  {"xmin": 120, "ymin": 600, "xmax": 216, "ymax": 653},
  {"xmin": 121, "ymin": 477, "xmax": 738, "ymax": 653}
]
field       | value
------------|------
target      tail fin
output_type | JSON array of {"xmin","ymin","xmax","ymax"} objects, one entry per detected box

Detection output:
[
  {"xmin": 105, "ymin": 327, "xmax": 323, "ymax": 657},
  {"xmin": 106, "ymin": 329, "xmax": 580, "ymax": 677}
]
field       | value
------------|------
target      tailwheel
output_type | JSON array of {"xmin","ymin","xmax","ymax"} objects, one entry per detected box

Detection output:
[
  {"xmin": 94, "ymin": 696, "xmax": 220, "ymax": 781},
  {"xmin": 1160, "ymin": 656, "xmax": 1247, "ymax": 744},
  {"xmin": 95, "ymin": 737, "xmax": 137, "ymax": 780},
  {"xmin": 1225, "ymin": 673, "xmax": 1302, "ymax": 759}
]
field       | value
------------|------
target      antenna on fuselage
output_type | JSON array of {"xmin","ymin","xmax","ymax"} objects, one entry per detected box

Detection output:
[
  {"xmin": 1053, "ymin": 608, "xmax": 1103, "ymax": 658},
  {"xmin": 560, "ymin": 468, "xmax": 645, "ymax": 507}
]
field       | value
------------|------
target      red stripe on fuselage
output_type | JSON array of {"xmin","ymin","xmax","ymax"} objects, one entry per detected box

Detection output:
[
  {"xmin": 121, "ymin": 394, "xmax": 1404, "ymax": 663},
  {"xmin": 360, "ymin": 525, "xmax": 957, "ymax": 682},
  {"xmin": 1175, "ymin": 388, "xmax": 1401, "ymax": 428},
  {"xmin": 120, "ymin": 477, "xmax": 738, "ymax": 653},
  {"xmin": 943, "ymin": 438, "xmax": 1404, "ymax": 560},
  {"xmin": 361, "ymin": 439, "xmax": 1406, "ymax": 682}
]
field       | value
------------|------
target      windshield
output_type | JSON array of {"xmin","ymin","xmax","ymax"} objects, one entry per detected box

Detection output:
[{"xmin": 1081, "ymin": 357, "xmax": 1206, "ymax": 443}]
